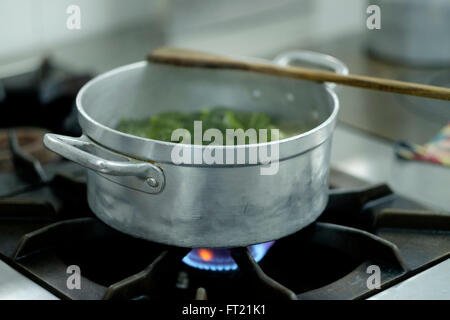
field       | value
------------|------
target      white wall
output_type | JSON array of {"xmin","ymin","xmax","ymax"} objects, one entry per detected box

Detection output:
[
  {"xmin": 0, "ymin": 0, "xmax": 164, "ymax": 59},
  {"xmin": 167, "ymin": 0, "xmax": 366, "ymax": 56},
  {"xmin": 0, "ymin": 0, "xmax": 366, "ymax": 60}
]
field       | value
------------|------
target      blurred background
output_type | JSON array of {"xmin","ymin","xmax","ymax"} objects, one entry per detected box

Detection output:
[
  {"xmin": 0, "ymin": 0, "xmax": 449, "ymax": 210},
  {"xmin": 0, "ymin": 0, "xmax": 365, "ymax": 66}
]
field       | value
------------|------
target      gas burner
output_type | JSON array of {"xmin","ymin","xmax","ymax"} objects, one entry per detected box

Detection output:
[{"xmin": 182, "ymin": 241, "xmax": 275, "ymax": 272}]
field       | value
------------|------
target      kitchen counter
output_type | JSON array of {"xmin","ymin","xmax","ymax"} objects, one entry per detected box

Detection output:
[
  {"xmin": 332, "ymin": 123, "xmax": 450, "ymax": 211},
  {"xmin": 369, "ymin": 258, "xmax": 450, "ymax": 300},
  {"xmin": 0, "ymin": 260, "xmax": 57, "ymax": 300}
]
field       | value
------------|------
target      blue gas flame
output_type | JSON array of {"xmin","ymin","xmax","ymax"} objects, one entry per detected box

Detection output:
[{"xmin": 182, "ymin": 241, "xmax": 275, "ymax": 272}]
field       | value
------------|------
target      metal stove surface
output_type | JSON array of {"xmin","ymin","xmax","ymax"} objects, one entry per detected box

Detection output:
[{"xmin": 0, "ymin": 157, "xmax": 449, "ymax": 300}]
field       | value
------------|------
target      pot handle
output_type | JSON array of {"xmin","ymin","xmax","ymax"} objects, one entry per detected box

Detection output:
[
  {"xmin": 43, "ymin": 133, "xmax": 165, "ymax": 194},
  {"xmin": 273, "ymin": 50, "xmax": 349, "ymax": 90}
]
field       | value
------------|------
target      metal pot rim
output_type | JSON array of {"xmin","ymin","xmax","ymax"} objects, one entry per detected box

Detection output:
[{"xmin": 76, "ymin": 58, "xmax": 340, "ymax": 163}]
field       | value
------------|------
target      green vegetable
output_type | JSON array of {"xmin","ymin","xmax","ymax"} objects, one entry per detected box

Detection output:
[{"xmin": 116, "ymin": 107, "xmax": 292, "ymax": 145}]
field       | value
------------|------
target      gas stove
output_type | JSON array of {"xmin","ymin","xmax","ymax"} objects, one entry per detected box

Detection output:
[
  {"xmin": 0, "ymin": 143, "xmax": 448, "ymax": 300},
  {"xmin": 0, "ymin": 56, "xmax": 449, "ymax": 301}
]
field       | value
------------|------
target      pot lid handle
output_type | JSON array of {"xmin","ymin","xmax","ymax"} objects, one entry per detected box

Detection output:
[{"xmin": 273, "ymin": 50, "xmax": 349, "ymax": 90}]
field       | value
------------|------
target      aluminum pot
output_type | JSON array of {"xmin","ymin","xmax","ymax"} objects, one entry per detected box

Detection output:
[
  {"xmin": 43, "ymin": 51, "xmax": 348, "ymax": 248},
  {"xmin": 367, "ymin": 0, "xmax": 450, "ymax": 66}
]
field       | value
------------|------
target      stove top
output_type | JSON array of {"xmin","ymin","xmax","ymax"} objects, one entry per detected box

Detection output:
[
  {"xmin": 0, "ymin": 56, "xmax": 448, "ymax": 300},
  {"xmin": 0, "ymin": 150, "xmax": 448, "ymax": 300}
]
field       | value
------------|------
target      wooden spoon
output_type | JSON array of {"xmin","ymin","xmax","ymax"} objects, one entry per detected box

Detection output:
[{"xmin": 147, "ymin": 47, "xmax": 450, "ymax": 101}]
